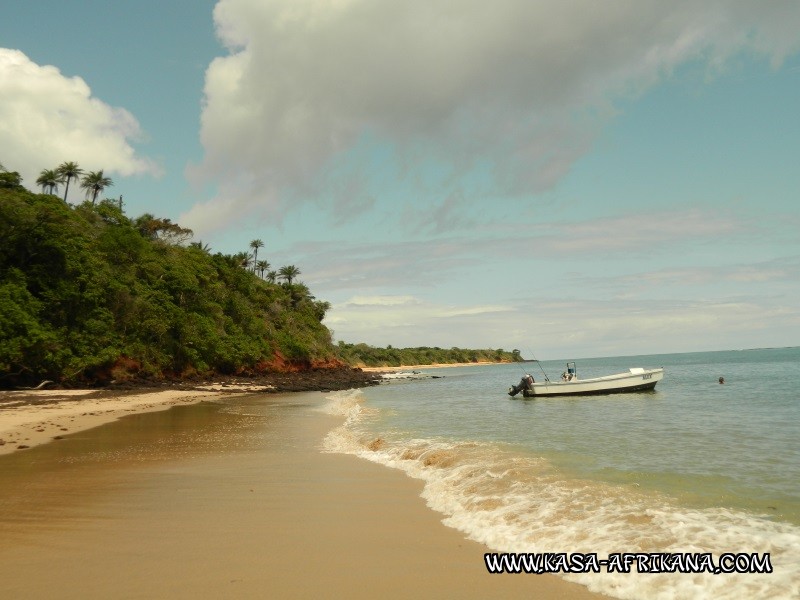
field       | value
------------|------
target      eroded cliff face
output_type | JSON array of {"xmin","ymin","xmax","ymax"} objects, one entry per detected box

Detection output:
[
  {"xmin": 252, "ymin": 353, "xmax": 349, "ymax": 374},
  {"xmin": 72, "ymin": 352, "xmax": 353, "ymax": 384}
]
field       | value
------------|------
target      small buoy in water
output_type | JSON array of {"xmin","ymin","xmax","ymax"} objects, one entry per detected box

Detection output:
[{"xmin": 719, "ymin": 377, "xmax": 725, "ymax": 384}]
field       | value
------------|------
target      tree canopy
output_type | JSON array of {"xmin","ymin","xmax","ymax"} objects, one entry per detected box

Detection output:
[
  {"xmin": 80, "ymin": 170, "xmax": 113, "ymax": 204},
  {"xmin": 0, "ymin": 167, "xmax": 522, "ymax": 388},
  {"xmin": 335, "ymin": 343, "xmax": 523, "ymax": 368},
  {"xmin": 36, "ymin": 169, "xmax": 60, "ymax": 195},
  {"xmin": 56, "ymin": 161, "xmax": 83, "ymax": 203},
  {"xmin": 0, "ymin": 187, "xmax": 335, "ymax": 388}
]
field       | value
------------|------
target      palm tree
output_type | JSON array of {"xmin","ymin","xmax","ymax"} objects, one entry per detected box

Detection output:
[
  {"xmin": 249, "ymin": 239, "xmax": 264, "ymax": 272},
  {"xmin": 36, "ymin": 169, "xmax": 61, "ymax": 194},
  {"xmin": 56, "ymin": 161, "xmax": 83, "ymax": 203},
  {"xmin": 255, "ymin": 260, "xmax": 270, "ymax": 279},
  {"xmin": 189, "ymin": 241, "xmax": 211, "ymax": 253},
  {"xmin": 278, "ymin": 265, "xmax": 301, "ymax": 285},
  {"xmin": 80, "ymin": 170, "xmax": 113, "ymax": 205},
  {"xmin": 266, "ymin": 270, "xmax": 278, "ymax": 284},
  {"xmin": 234, "ymin": 251, "xmax": 252, "ymax": 270}
]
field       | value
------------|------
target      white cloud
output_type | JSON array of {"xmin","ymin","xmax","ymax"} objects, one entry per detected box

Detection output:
[
  {"xmin": 346, "ymin": 295, "xmax": 420, "ymax": 307},
  {"xmin": 327, "ymin": 291, "xmax": 800, "ymax": 357},
  {"xmin": 0, "ymin": 48, "xmax": 158, "ymax": 195},
  {"xmin": 516, "ymin": 209, "xmax": 743, "ymax": 258},
  {"xmin": 277, "ymin": 208, "xmax": 749, "ymax": 294},
  {"xmin": 185, "ymin": 0, "xmax": 800, "ymax": 234},
  {"xmin": 440, "ymin": 305, "xmax": 515, "ymax": 318},
  {"xmin": 325, "ymin": 295, "xmax": 518, "ymax": 346},
  {"xmin": 315, "ymin": 213, "xmax": 800, "ymax": 354}
]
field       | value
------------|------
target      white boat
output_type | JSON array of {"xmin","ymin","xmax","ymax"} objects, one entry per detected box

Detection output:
[{"xmin": 508, "ymin": 362, "xmax": 664, "ymax": 397}]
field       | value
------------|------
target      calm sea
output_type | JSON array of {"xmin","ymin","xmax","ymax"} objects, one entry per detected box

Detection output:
[{"xmin": 322, "ymin": 347, "xmax": 800, "ymax": 599}]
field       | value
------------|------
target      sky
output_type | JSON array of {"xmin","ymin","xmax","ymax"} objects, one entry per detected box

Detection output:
[{"xmin": 2, "ymin": 1, "xmax": 800, "ymax": 360}]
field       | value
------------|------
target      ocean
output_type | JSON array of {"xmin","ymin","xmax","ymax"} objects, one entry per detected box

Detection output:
[{"xmin": 322, "ymin": 347, "xmax": 800, "ymax": 599}]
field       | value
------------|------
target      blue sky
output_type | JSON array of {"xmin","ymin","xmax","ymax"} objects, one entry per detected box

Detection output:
[{"xmin": 2, "ymin": 1, "xmax": 799, "ymax": 359}]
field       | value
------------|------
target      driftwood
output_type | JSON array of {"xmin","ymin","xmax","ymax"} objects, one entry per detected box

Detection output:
[{"xmin": 19, "ymin": 380, "xmax": 54, "ymax": 390}]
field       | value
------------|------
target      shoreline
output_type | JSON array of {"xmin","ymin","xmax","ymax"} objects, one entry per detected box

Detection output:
[
  {"xmin": 0, "ymin": 390, "xmax": 606, "ymax": 599},
  {"xmin": 0, "ymin": 367, "xmax": 386, "ymax": 455},
  {"xmin": 0, "ymin": 362, "xmax": 508, "ymax": 455},
  {"xmin": 0, "ymin": 388, "xmax": 225, "ymax": 455},
  {"xmin": 1, "ymin": 364, "xmax": 386, "ymax": 394},
  {"xmin": 360, "ymin": 360, "xmax": 509, "ymax": 372}
]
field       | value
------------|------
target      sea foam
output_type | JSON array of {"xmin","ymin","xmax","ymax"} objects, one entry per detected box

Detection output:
[{"xmin": 321, "ymin": 390, "xmax": 800, "ymax": 600}]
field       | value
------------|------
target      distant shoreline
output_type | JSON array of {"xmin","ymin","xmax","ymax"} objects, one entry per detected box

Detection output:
[{"xmin": 360, "ymin": 360, "xmax": 511, "ymax": 372}]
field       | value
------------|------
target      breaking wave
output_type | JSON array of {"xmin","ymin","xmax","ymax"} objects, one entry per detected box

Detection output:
[{"xmin": 321, "ymin": 390, "xmax": 800, "ymax": 599}]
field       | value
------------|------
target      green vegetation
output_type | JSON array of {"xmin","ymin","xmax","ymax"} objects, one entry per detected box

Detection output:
[
  {"xmin": 1, "ymin": 161, "xmax": 523, "ymax": 388},
  {"xmin": 80, "ymin": 169, "xmax": 113, "ymax": 204},
  {"xmin": 0, "ymin": 182, "xmax": 335, "ymax": 388},
  {"xmin": 335, "ymin": 343, "xmax": 523, "ymax": 368}
]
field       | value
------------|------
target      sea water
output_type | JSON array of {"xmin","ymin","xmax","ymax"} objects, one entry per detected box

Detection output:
[{"xmin": 322, "ymin": 348, "xmax": 800, "ymax": 599}]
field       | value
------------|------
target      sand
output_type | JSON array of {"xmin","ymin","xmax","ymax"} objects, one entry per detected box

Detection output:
[
  {"xmin": 0, "ymin": 388, "xmax": 225, "ymax": 455},
  {"xmin": 0, "ymin": 390, "xmax": 607, "ymax": 599}
]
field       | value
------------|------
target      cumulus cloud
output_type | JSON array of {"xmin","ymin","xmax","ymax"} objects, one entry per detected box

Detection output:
[
  {"xmin": 0, "ymin": 49, "xmax": 157, "ymax": 193},
  {"xmin": 185, "ymin": 0, "xmax": 800, "ymax": 234}
]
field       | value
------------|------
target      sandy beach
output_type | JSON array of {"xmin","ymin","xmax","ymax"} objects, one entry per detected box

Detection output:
[
  {"xmin": 0, "ymin": 389, "xmax": 607, "ymax": 599},
  {"xmin": 0, "ymin": 388, "xmax": 226, "ymax": 456}
]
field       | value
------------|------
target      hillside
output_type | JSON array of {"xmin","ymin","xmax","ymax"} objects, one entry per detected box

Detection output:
[
  {"xmin": 0, "ymin": 185, "xmax": 337, "ymax": 388},
  {"xmin": 1, "ymin": 181, "xmax": 524, "ymax": 389}
]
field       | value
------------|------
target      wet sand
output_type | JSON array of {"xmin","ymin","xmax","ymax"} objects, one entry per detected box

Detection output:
[
  {"xmin": 0, "ymin": 392, "xmax": 606, "ymax": 599},
  {"xmin": 0, "ymin": 389, "xmax": 224, "ymax": 455}
]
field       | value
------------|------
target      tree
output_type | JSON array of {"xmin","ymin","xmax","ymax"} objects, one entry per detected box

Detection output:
[
  {"xmin": 234, "ymin": 252, "xmax": 252, "ymax": 270},
  {"xmin": 0, "ymin": 170, "xmax": 22, "ymax": 189},
  {"xmin": 266, "ymin": 270, "xmax": 277, "ymax": 284},
  {"xmin": 278, "ymin": 265, "xmax": 301, "ymax": 285},
  {"xmin": 36, "ymin": 169, "xmax": 61, "ymax": 195},
  {"xmin": 56, "ymin": 161, "xmax": 83, "ymax": 203},
  {"xmin": 189, "ymin": 241, "xmax": 211, "ymax": 253},
  {"xmin": 0, "ymin": 185, "xmax": 344, "ymax": 387},
  {"xmin": 255, "ymin": 260, "xmax": 270, "ymax": 279},
  {"xmin": 249, "ymin": 239, "xmax": 264, "ymax": 273},
  {"xmin": 134, "ymin": 214, "xmax": 192, "ymax": 244},
  {"xmin": 81, "ymin": 170, "xmax": 113, "ymax": 205}
]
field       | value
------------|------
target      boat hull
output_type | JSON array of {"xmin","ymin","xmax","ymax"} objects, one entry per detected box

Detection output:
[{"xmin": 521, "ymin": 368, "xmax": 663, "ymax": 397}]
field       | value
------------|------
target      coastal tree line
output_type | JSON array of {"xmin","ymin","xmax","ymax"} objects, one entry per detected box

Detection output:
[
  {"xmin": 0, "ymin": 162, "xmax": 334, "ymax": 388},
  {"xmin": 336, "ymin": 343, "xmax": 522, "ymax": 367},
  {"xmin": 1, "ymin": 160, "xmax": 522, "ymax": 388}
]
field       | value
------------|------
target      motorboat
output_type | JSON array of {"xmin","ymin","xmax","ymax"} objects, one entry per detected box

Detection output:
[{"xmin": 508, "ymin": 362, "xmax": 664, "ymax": 397}]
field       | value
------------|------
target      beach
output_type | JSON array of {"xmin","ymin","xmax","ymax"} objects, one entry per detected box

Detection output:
[
  {"xmin": 0, "ymin": 387, "xmax": 604, "ymax": 599},
  {"xmin": 330, "ymin": 354, "xmax": 800, "ymax": 599},
  {"xmin": 0, "ymin": 388, "xmax": 225, "ymax": 455}
]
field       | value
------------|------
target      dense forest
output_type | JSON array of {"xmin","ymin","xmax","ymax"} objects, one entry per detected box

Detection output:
[
  {"xmin": 0, "ymin": 175, "xmax": 336, "ymax": 388},
  {"xmin": 336, "ymin": 343, "xmax": 522, "ymax": 367},
  {"xmin": 0, "ymin": 164, "xmax": 522, "ymax": 389}
]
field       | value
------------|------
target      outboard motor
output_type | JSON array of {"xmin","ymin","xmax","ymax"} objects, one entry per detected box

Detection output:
[{"xmin": 508, "ymin": 374, "xmax": 534, "ymax": 397}]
